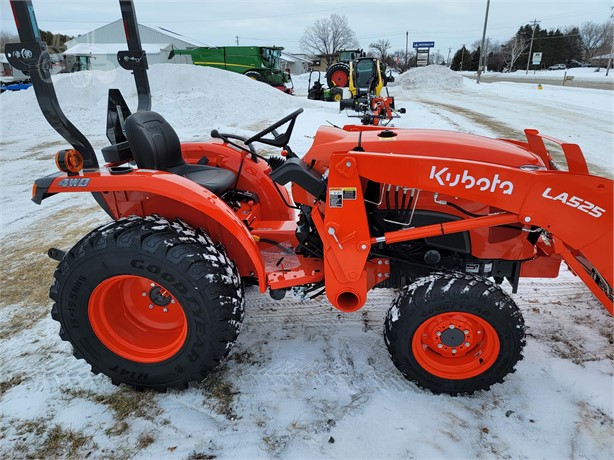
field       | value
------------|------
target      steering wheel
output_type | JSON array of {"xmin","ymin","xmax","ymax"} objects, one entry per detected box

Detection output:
[{"xmin": 244, "ymin": 108, "xmax": 303, "ymax": 147}]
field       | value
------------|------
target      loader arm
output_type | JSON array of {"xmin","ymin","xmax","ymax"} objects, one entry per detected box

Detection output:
[{"xmin": 320, "ymin": 152, "xmax": 612, "ymax": 313}]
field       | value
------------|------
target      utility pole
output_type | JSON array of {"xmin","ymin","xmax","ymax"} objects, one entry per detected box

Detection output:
[
  {"xmin": 606, "ymin": 7, "xmax": 613, "ymax": 76},
  {"xmin": 447, "ymin": 47, "xmax": 452, "ymax": 67},
  {"xmin": 476, "ymin": 0, "xmax": 491, "ymax": 84},
  {"xmin": 525, "ymin": 19, "xmax": 540, "ymax": 75},
  {"xmin": 405, "ymin": 31, "xmax": 409, "ymax": 69},
  {"xmin": 236, "ymin": 36, "xmax": 239, "ymax": 46},
  {"xmin": 460, "ymin": 45, "xmax": 465, "ymax": 71}
]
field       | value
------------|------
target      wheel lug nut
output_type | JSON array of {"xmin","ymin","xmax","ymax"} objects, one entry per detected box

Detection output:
[
  {"xmin": 150, "ymin": 283, "xmax": 155, "ymax": 287},
  {"xmin": 171, "ymin": 299, "xmax": 176, "ymax": 304},
  {"xmin": 437, "ymin": 344, "xmax": 443, "ymax": 349},
  {"xmin": 163, "ymin": 308, "xmax": 168, "ymax": 313},
  {"xmin": 449, "ymin": 325, "xmax": 455, "ymax": 329},
  {"xmin": 451, "ymin": 348, "xmax": 457, "ymax": 354},
  {"xmin": 477, "ymin": 330, "xmax": 482, "ymax": 334},
  {"xmin": 464, "ymin": 329, "xmax": 469, "ymax": 335},
  {"xmin": 142, "ymin": 292, "xmax": 147, "ymax": 297},
  {"xmin": 436, "ymin": 331, "xmax": 442, "ymax": 337},
  {"xmin": 465, "ymin": 342, "xmax": 471, "ymax": 347},
  {"xmin": 148, "ymin": 304, "xmax": 153, "ymax": 309}
]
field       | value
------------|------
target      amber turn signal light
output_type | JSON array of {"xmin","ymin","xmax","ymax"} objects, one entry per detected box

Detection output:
[{"xmin": 55, "ymin": 149, "xmax": 84, "ymax": 175}]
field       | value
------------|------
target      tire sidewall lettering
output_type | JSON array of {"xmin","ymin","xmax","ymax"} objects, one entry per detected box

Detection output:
[{"xmin": 53, "ymin": 218, "xmax": 243, "ymax": 389}]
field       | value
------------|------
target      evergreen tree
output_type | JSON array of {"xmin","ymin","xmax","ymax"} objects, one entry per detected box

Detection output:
[
  {"xmin": 514, "ymin": 24, "xmax": 538, "ymax": 70},
  {"xmin": 469, "ymin": 46, "xmax": 481, "ymax": 71},
  {"xmin": 564, "ymin": 27, "xmax": 583, "ymax": 63},
  {"xmin": 39, "ymin": 30, "xmax": 73, "ymax": 52},
  {"xmin": 450, "ymin": 47, "xmax": 463, "ymax": 70},
  {"xmin": 450, "ymin": 46, "xmax": 471, "ymax": 71}
]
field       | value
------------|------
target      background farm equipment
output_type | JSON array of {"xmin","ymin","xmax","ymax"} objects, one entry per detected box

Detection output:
[
  {"xmin": 324, "ymin": 48, "xmax": 364, "ymax": 88},
  {"xmin": 169, "ymin": 45, "xmax": 294, "ymax": 94},
  {"xmin": 339, "ymin": 57, "xmax": 405, "ymax": 125},
  {"xmin": 307, "ymin": 70, "xmax": 343, "ymax": 102},
  {"xmin": 9, "ymin": 0, "xmax": 612, "ymax": 397}
]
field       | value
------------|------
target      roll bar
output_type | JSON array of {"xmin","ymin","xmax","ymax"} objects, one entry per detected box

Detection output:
[
  {"xmin": 118, "ymin": 0, "xmax": 151, "ymax": 112},
  {"xmin": 7, "ymin": 0, "xmax": 98, "ymax": 169},
  {"xmin": 6, "ymin": 0, "xmax": 153, "ymax": 168}
]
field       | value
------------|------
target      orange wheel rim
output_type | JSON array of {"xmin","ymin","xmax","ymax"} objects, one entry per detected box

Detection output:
[
  {"xmin": 412, "ymin": 312, "xmax": 500, "ymax": 380},
  {"xmin": 88, "ymin": 275, "xmax": 188, "ymax": 363},
  {"xmin": 330, "ymin": 70, "xmax": 348, "ymax": 87}
]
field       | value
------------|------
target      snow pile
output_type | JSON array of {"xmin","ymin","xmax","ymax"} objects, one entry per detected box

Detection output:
[
  {"xmin": 0, "ymin": 64, "xmax": 311, "ymax": 142},
  {"xmin": 392, "ymin": 65, "xmax": 464, "ymax": 91}
]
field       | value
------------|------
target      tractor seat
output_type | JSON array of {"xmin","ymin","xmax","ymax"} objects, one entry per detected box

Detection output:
[{"xmin": 125, "ymin": 111, "xmax": 236, "ymax": 196}]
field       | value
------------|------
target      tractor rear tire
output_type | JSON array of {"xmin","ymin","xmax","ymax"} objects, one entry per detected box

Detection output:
[
  {"xmin": 50, "ymin": 216, "xmax": 245, "ymax": 391},
  {"xmin": 245, "ymin": 70, "xmax": 264, "ymax": 82},
  {"xmin": 326, "ymin": 63, "xmax": 350, "ymax": 88},
  {"xmin": 384, "ymin": 272, "xmax": 525, "ymax": 395}
]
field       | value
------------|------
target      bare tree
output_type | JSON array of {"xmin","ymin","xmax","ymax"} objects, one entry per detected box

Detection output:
[
  {"xmin": 369, "ymin": 39, "xmax": 391, "ymax": 61},
  {"xmin": 580, "ymin": 21, "xmax": 608, "ymax": 61},
  {"xmin": 1, "ymin": 31, "xmax": 19, "ymax": 53},
  {"xmin": 300, "ymin": 14, "xmax": 359, "ymax": 67},
  {"xmin": 501, "ymin": 35, "xmax": 529, "ymax": 70},
  {"xmin": 390, "ymin": 49, "xmax": 415, "ymax": 72}
]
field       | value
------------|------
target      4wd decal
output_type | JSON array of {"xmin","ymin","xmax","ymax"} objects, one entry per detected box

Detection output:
[
  {"xmin": 429, "ymin": 166, "xmax": 514, "ymax": 195},
  {"xmin": 58, "ymin": 178, "xmax": 90, "ymax": 188},
  {"xmin": 542, "ymin": 187, "xmax": 605, "ymax": 218}
]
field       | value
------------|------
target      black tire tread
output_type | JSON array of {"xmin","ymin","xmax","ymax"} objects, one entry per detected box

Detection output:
[
  {"xmin": 50, "ymin": 216, "xmax": 245, "ymax": 390},
  {"xmin": 325, "ymin": 63, "xmax": 350, "ymax": 88},
  {"xmin": 384, "ymin": 272, "xmax": 525, "ymax": 395}
]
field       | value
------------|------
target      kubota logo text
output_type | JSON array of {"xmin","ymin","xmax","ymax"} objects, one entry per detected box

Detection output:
[{"xmin": 429, "ymin": 166, "xmax": 514, "ymax": 195}]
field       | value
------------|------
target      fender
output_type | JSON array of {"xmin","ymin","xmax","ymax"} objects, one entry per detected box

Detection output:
[{"xmin": 33, "ymin": 168, "xmax": 267, "ymax": 292}]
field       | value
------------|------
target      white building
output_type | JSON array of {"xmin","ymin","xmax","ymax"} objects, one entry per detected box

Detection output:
[
  {"xmin": 280, "ymin": 52, "xmax": 312, "ymax": 75},
  {"xmin": 63, "ymin": 19, "xmax": 205, "ymax": 71}
]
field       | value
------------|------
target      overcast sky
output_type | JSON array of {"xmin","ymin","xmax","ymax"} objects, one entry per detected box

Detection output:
[{"xmin": 2, "ymin": 0, "xmax": 612, "ymax": 58}]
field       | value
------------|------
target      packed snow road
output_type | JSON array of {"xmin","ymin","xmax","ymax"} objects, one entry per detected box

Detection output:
[{"xmin": 1, "ymin": 65, "xmax": 612, "ymax": 459}]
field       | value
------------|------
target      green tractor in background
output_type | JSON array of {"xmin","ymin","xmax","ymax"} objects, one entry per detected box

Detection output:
[
  {"xmin": 307, "ymin": 70, "xmax": 343, "ymax": 102},
  {"xmin": 169, "ymin": 46, "xmax": 294, "ymax": 94}
]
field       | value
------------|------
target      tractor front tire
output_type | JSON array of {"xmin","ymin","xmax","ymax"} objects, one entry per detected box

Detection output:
[
  {"xmin": 50, "ymin": 216, "xmax": 245, "ymax": 390},
  {"xmin": 330, "ymin": 87, "xmax": 343, "ymax": 102},
  {"xmin": 245, "ymin": 70, "xmax": 264, "ymax": 82},
  {"xmin": 326, "ymin": 63, "xmax": 350, "ymax": 88},
  {"xmin": 384, "ymin": 272, "xmax": 525, "ymax": 395}
]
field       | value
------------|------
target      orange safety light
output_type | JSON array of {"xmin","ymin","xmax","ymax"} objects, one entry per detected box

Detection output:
[{"xmin": 55, "ymin": 149, "xmax": 84, "ymax": 175}]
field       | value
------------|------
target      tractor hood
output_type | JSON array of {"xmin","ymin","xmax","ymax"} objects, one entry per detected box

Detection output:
[{"xmin": 303, "ymin": 126, "xmax": 545, "ymax": 174}]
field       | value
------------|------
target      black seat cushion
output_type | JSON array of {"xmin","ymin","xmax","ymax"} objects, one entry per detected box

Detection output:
[
  {"xmin": 168, "ymin": 163, "xmax": 236, "ymax": 196},
  {"xmin": 125, "ymin": 111, "xmax": 236, "ymax": 195}
]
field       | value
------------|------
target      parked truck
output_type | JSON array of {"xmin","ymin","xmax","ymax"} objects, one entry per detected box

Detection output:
[{"xmin": 169, "ymin": 46, "xmax": 293, "ymax": 94}]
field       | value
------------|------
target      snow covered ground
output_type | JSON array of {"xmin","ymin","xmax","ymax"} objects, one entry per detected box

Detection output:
[
  {"xmin": 0, "ymin": 65, "xmax": 612, "ymax": 459},
  {"xmin": 464, "ymin": 67, "xmax": 614, "ymax": 82}
]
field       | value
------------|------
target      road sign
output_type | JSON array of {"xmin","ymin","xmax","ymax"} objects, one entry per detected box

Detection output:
[
  {"xmin": 532, "ymin": 52, "xmax": 542, "ymax": 65},
  {"xmin": 413, "ymin": 41, "xmax": 435, "ymax": 48}
]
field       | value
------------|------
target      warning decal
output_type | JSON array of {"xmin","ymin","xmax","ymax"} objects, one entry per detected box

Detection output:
[
  {"xmin": 329, "ymin": 189, "xmax": 343, "ymax": 208},
  {"xmin": 342, "ymin": 187, "xmax": 357, "ymax": 200},
  {"xmin": 329, "ymin": 188, "xmax": 357, "ymax": 208}
]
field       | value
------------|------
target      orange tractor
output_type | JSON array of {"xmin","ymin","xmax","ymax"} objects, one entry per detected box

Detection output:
[{"xmin": 9, "ymin": 0, "xmax": 612, "ymax": 395}]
